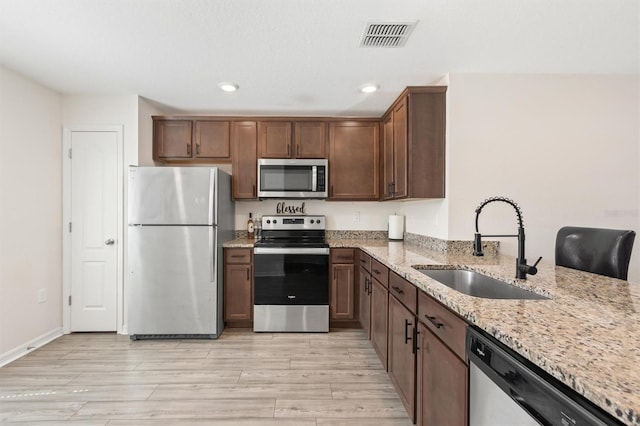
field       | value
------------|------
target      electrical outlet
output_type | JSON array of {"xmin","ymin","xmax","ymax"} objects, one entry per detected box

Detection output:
[
  {"xmin": 38, "ymin": 288, "xmax": 46, "ymax": 303},
  {"xmin": 353, "ymin": 211, "xmax": 360, "ymax": 223}
]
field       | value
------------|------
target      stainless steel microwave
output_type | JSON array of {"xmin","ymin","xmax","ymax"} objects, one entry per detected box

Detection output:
[{"xmin": 257, "ymin": 158, "xmax": 328, "ymax": 198}]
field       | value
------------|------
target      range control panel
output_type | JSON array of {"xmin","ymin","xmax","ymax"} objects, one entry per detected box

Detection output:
[{"xmin": 261, "ymin": 215, "xmax": 326, "ymax": 231}]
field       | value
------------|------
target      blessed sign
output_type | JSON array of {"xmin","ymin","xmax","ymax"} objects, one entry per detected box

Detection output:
[{"xmin": 276, "ymin": 202, "xmax": 306, "ymax": 215}]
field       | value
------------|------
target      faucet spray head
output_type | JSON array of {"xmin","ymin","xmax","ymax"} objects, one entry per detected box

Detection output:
[{"xmin": 473, "ymin": 232, "xmax": 484, "ymax": 256}]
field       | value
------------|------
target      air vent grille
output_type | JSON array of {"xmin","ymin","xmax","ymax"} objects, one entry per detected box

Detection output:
[{"xmin": 360, "ymin": 21, "xmax": 418, "ymax": 48}]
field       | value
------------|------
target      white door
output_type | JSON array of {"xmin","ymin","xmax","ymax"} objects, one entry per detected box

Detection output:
[{"xmin": 70, "ymin": 130, "xmax": 118, "ymax": 331}]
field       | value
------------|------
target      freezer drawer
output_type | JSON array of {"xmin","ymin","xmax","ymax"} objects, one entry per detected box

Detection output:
[
  {"xmin": 129, "ymin": 166, "xmax": 216, "ymax": 225},
  {"xmin": 128, "ymin": 225, "xmax": 218, "ymax": 337}
]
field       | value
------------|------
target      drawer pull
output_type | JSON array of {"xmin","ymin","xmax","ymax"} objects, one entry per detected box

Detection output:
[
  {"xmin": 425, "ymin": 314, "xmax": 444, "ymax": 329},
  {"xmin": 392, "ymin": 286, "xmax": 404, "ymax": 295},
  {"xmin": 360, "ymin": 258, "xmax": 367, "ymax": 264},
  {"xmin": 230, "ymin": 254, "xmax": 245, "ymax": 258},
  {"xmin": 404, "ymin": 319, "xmax": 413, "ymax": 344},
  {"xmin": 373, "ymin": 269, "xmax": 381, "ymax": 275}
]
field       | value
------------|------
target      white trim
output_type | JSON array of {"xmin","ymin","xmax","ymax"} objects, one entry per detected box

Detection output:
[
  {"xmin": 62, "ymin": 125, "xmax": 125, "ymax": 335},
  {"xmin": 0, "ymin": 328, "xmax": 63, "ymax": 367}
]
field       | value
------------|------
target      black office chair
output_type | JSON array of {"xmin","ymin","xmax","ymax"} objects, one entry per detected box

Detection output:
[{"xmin": 555, "ymin": 226, "xmax": 636, "ymax": 280}]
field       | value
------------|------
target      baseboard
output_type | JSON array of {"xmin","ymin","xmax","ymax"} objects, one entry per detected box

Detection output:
[{"xmin": 0, "ymin": 327, "xmax": 63, "ymax": 367}]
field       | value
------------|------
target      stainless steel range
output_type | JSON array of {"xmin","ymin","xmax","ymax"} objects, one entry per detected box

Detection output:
[{"xmin": 253, "ymin": 215, "xmax": 329, "ymax": 332}]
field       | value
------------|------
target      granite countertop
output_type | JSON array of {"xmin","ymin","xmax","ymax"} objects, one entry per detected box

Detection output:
[{"xmin": 224, "ymin": 237, "xmax": 640, "ymax": 425}]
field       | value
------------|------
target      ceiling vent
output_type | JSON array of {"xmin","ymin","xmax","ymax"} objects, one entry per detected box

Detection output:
[{"xmin": 359, "ymin": 20, "xmax": 418, "ymax": 48}]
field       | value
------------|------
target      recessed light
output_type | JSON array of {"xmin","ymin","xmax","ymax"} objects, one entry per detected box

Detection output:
[
  {"xmin": 359, "ymin": 84, "xmax": 379, "ymax": 93},
  {"xmin": 218, "ymin": 82, "xmax": 239, "ymax": 92}
]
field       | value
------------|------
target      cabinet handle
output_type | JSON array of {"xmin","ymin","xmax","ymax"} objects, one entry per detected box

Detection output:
[
  {"xmin": 330, "ymin": 185, "xmax": 334, "ymax": 197},
  {"xmin": 360, "ymin": 258, "xmax": 367, "ymax": 264},
  {"xmin": 252, "ymin": 184, "xmax": 256, "ymax": 197},
  {"xmin": 296, "ymin": 144, "xmax": 300, "ymax": 157},
  {"xmin": 187, "ymin": 143, "xmax": 191, "ymax": 155},
  {"xmin": 412, "ymin": 327, "xmax": 420, "ymax": 354},
  {"xmin": 425, "ymin": 314, "xmax": 444, "ymax": 329},
  {"xmin": 230, "ymin": 254, "xmax": 245, "ymax": 258},
  {"xmin": 333, "ymin": 268, "xmax": 337, "ymax": 280},
  {"xmin": 373, "ymin": 268, "xmax": 381, "ymax": 275},
  {"xmin": 246, "ymin": 269, "xmax": 250, "ymax": 280},
  {"xmin": 388, "ymin": 182, "xmax": 393, "ymax": 196},
  {"xmin": 287, "ymin": 144, "xmax": 290, "ymax": 157},
  {"xmin": 392, "ymin": 285, "xmax": 404, "ymax": 295},
  {"xmin": 196, "ymin": 144, "xmax": 200, "ymax": 156},
  {"xmin": 404, "ymin": 319, "xmax": 412, "ymax": 344},
  {"xmin": 391, "ymin": 182, "xmax": 396, "ymax": 195}
]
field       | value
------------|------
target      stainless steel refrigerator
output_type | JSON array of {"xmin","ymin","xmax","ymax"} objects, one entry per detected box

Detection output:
[{"xmin": 128, "ymin": 166, "xmax": 234, "ymax": 339}]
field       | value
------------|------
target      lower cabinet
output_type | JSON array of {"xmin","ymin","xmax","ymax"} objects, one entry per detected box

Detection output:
[
  {"xmin": 388, "ymin": 293, "xmax": 417, "ymax": 423},
  {"xmin": 223, "ymin": 248, "xmax": 253, "ymax": 325},
  {"xmin": 417, "ymin": 322, "xmax": 468, "ymax": 426},
  {"xmin": 370, "ymin": 277, "xmax": 388, "ymax": 370},
  {"xmin": 330, "ymin": 249, "xmax": 356, "ymax": 325}
]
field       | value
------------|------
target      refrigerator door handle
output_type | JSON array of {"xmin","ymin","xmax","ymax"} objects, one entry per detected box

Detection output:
[
  {"xmin": 209, "ymin": 169, "xmax": 216, "ymax": 225},
  {"xmin": 209, "ymin": 227, "xmax": 215, "ymax": 282}
]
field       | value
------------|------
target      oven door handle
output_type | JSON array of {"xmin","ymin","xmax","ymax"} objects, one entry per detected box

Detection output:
[{"xmin": 253, "ymin": 247, "xmax": 330, "ymax": 255}]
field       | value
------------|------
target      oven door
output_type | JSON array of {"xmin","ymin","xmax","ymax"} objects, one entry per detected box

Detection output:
[
  {"xmin": 253, "ymin": 247, "xmax": 329, "ymax": 305},
  {"xmin": 253, "ymin": 247, "xmax": 330, "ymax": 332}
]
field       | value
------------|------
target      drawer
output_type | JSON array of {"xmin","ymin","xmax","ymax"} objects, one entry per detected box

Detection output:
[
  {"xmin": 224, "ymin": 248, "xmax": 252, "ymax": 264},
  {"xmin": 418, "ymin": 290, "xmax": 467, "ymax": 361},
  {"xmin": 370, "ymin": 259, "xmax": 389, "ymax": 288},
  {"xmin": 331, "ymin": 248, "xmax": 355, "ymax": 264},
  {"xmin": 388, "ymin": 272, "xmax": 417, "ymax": 314},
  {"xmin": 358, "ymin": 250, "xmax": 371, "ymax": 272}
]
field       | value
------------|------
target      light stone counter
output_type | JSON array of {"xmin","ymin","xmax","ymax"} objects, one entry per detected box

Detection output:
[{"xmin": 223, "ymin": 237, "xmax": 640, "ymax": 425}]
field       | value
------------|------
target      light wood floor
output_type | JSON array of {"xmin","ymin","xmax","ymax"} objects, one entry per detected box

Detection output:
[{"xmin": 0, "ymin": 328, "xmax": 412, "ymax": 425}]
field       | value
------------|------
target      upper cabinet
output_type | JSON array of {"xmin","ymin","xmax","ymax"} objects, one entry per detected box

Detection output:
[
  {"xmin": 328, "ymin": 121, "xmax": 379, "ymax": 201},
  {"xmin": 258, "ymin": 121, "xmax": 327, "ymax": 158},
  {"xmin": 380, "ymin": 87, "xmax": 446, "ymax": 200},
  {"xmin": 232, "ymin": 121, "xmax": 258, "ymax": 200},
  {"xmin": 153, "ymin": 117, "xmax": 231, "ymax": 162},
  {"xmin": 258, "ymin": 121, "xmax": 292, "ymax": 158},
  {"xmin": 294, "ymin": 122, "xmax": 327, "ymax": 158}
]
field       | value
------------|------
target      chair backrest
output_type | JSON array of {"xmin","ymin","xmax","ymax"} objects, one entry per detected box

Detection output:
[{"xmin": 555, "ymin": 226, "xmax": 636, "ymax": 280}]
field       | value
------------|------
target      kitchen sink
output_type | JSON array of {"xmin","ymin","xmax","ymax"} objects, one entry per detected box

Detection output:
[{"xmin": 415, "ymin": 268, "xmax": 548, "ymax": 300}]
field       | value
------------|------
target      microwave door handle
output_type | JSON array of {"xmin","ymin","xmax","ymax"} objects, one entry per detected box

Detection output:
[{"xmin": 312, "ymin": 166, "xmax": 317, "ymax": 191}]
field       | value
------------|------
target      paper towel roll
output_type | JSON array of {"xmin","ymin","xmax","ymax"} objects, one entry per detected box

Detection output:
[{"xmin": 388, "ymin": 215, "xmax": 404, "ymax": 240}]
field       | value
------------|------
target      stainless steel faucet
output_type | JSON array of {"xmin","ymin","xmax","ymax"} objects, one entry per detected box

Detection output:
[{"xmin": 473, "ymin": 196, "xmax": 542, "ymax": 279}]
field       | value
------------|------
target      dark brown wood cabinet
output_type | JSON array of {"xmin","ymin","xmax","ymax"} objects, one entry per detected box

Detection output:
[
  {"xmin": 380, "ymin": 87, "xmax": 447, "ymax": 200},
  {"xmin": 388, "ymin": 292, "xmax": 417, "ymax": 423},
  {"xmin": 416, "ymin": 289, "xmax": 469, "ymax": 426},
  {"xmin": 370, "ymin": 276, "xmax": 388, "ymax": 370},
  {"xmin": 223, "ymin": 248, "xmax": 253, "ymax": 325},
  {"xmin": 231, "ymin": 121, "xmax": 258, "ymax": 199},
  {"xmin": 294, "ymin": 122, "xmax": 327, "ymax": 158},
  {"xmin": 258, "ymin": 121, "xmax": 293, "ymax": 158},
  {"xmin": 358, "ymin": 250, "xmax": 372, "ymax": 337},
  {"xmin": 153, "ymin": 118, "xmax": 231, "ymax": 162},
  {"xmin": 330, "ymin": 249, "xmax": 356, "ymax": 323},
  {"xmin": 328, "ymin": 121, "xmax": 379, "ymax": 200}
]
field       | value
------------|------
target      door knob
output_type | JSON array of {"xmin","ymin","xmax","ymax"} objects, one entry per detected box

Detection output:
[{"xmin": 105, "ymin": 238, "xmax": 115, "ymax": 245}]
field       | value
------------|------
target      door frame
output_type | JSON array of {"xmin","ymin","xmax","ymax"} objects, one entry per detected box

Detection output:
[{"xmin": 62, "ymin": 125, "xmax": 124, "ymax": 334}]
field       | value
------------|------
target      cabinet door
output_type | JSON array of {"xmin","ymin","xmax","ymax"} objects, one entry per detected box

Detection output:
[
  {"xmin": 358, "ymin": 267, "xmax": 371, "ymax": 338},
  {"xmin": 232, "ymin": 121, "xmax": 258, "ymax": 199},
  {"xmin": 194, "ymin": 121, "xmax": 231, "ymax": 160},
  {"xmin": 417, "ymin": 323, "xmax": 468, "ymax": 426},
  {"xmin": 224, "ymin": 263, "xmax": 253, "ymax": 321},
  {"xmin": 294, "ymin": 122, "xmax": 327, "ymax": 158},
  {"xmin": 328, "ymin": 121, "xmax": 379, "ymax": 200},
  {"xmin": 154, "ymin": 120, "xmax": 193, "ymax": 159},
  {"xmin": 392, "ymin": 97, "xmax": 408, "ymax": 199},
  {"xmin": 258, "ymin": 121, "xmax": 292, "ymax": 158},
  {"xmin": 330, "ymin": 263, "xmax": 355, "ymax": 320},
  {"xmin": 388, "ymin": 294, "xmax": 416, "ymax": 422},
  {"xmin": 381, "ymin": 114, "xmax": 394, "ymax": 200},
  {"xmin": 370, "ymin": 278, "xmax": 388, "ymax": 370}
]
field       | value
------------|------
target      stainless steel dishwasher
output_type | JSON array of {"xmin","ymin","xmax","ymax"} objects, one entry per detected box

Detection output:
[{"xmin": 466, "ymin": 326, "xmax": 623, "ymax": 426}]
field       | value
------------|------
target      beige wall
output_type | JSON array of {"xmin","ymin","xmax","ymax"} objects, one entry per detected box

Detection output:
[
  {"xmin": 0, "ymin": 66, "xmax": 63, "ymax": 356},
  {"xmin": 404, "ymin": 73, "xmax": 640, "ymax": 281}
]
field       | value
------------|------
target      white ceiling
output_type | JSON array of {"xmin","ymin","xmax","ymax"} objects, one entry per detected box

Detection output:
[{"xmin": 0, "ymin": 0, "xmax": 638, "ymax": 116}]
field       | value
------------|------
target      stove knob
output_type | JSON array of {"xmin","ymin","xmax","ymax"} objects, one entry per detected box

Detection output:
[
  {"xmin": 266, "ymin": 220, "xmax": 271, "ymax": 224},
  {"xmin": 310, "ymin": 219, "xmax": 315, "ymax": 224},
  {"xmin": 273, "ymin": 219, "xmax": 277, "ymax": 224}
]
